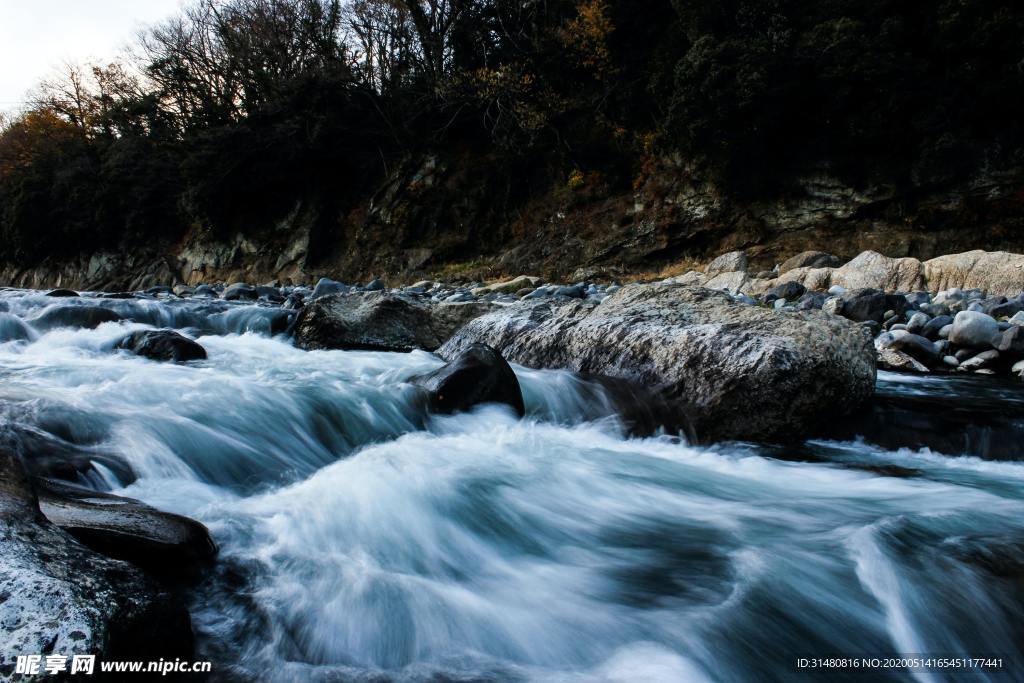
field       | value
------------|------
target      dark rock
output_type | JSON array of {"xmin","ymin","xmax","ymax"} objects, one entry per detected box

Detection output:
[
  {"xmin": 779, "ymin": 250, "xmax": 839, "ymax": 274},
  {"xmin": 312, "ymin": 277, "xmax": 349, "ymax": 300},
  {"xmin": 0, "ymin": 312, "xmax": 36, "ymax": 342},
  {"xmin": 921, "ymin": 303, "xmax": 951, "ymax": 318},
  {"xmin": 294, "ymin": 292, "xmax": 496, "ymax": 352},
  {"xmin": 29, "ymin": 305, "xmax": 123, "ymax": 331},
  {"xmin": 796, "ymin": 292, "xmax": 826, "ymax": 310},
  {"xmin": 554, "ymin": 284, "xmax": 587, "ymax": 298},
  {"xmin": 45, "ymin": 288, "xmax": 79, "ymax": 297},
  {"xmin": 35, "ymin": 477, "xmax": 217, "ymax": 580},
  {"xmin": 995, "ymin": 326, "xmax": 1024, "ymax": 358},
  {"xmin": 8, "ymin": 423, "xmax": 136, "ymax": 485},
  {"xmin": 840, "ymin": 289, "xmax": 910, "ymax": 324},
  {"xmin": 223, "ymin": 283, "xmax": 258, "ymax": 301},
  {"xmin": 0, "ymin": 451, "xmax": 195, "ymax": 670},
  {"xmin": 365, "ymin": 277, "xmax": 385, "ymax": 291},
  {"xmin": 413, "ymin": 344, "xmax": 525, "ymax": 416},
  {"xmin": 255, "ymin": 285, "xmax": 285, "ymax": 302},
  {"xmin": 284, "ymin": 292, "xmax": 305, "ymax": 310},
  {"xmin": 438, "ymin": 284, "xmax": 876, "ymax": 442},
  {"xmin": 886, "ymin": 333, "xmax": 940, "ymax": 367},
  {"xmin": 991, "ymin": 298, "xmax": 1024, "ymax": 319},
  {"xmin": 145, "ymin": 285, "xmax": 174, "ymax": 295},
  {"xmin": 193, "ymin": 284, "xmax": 218, "ymax": 297},
  {"xmin": 117, "ymin": 330, "xmax": 207, "ymax": 362},
  {"xmin": 905, "ymin": 312, "xmax": 930, "ymax": 334},
  {"xmin": 766, "ymin": 281, "xmax": 807, "ymax": 301},
  {"xmin": 921, "ymin": 314, "xmax": 953, "ymax": 339}
]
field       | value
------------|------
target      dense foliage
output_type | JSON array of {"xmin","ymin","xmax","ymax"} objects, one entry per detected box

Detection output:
[{"xmin": 1, "ymin": 0, "xmax": 1022, "ymax": 262}]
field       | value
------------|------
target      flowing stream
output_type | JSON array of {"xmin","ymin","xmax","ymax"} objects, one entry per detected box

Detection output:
[{"xmin": 1, "ymin": 290, "xmax": 1022, "ymax": 682}]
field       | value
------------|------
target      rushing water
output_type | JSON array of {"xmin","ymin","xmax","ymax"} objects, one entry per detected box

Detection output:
[{"xmin": 1, "ymin": 290, "xmax": 1023, "ymax": 682}]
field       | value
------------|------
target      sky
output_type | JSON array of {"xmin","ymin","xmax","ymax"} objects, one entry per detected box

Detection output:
[{"xmin": 0, "ymin": 0, "xmax": 183, "ymax": 115}]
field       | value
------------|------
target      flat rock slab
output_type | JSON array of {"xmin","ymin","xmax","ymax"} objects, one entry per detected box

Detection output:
[
  {"xmin": 294, "ymin": 292, "xmax": 497, "ymax": 352},
  {"xmin": 439, "ymin": 284, "xmax": 876, "ymax": 442},
  {"xmin": 0, "ymin": 452, "xmax": 193, "ymax": 674}
]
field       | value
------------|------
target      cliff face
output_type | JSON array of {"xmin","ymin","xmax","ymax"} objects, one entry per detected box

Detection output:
[{"xmin": 2, "ymin": 154, "xmax": 1022, "ymax": 290}]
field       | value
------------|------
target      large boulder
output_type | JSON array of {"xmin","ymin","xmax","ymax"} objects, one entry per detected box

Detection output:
[
  {"xmin": 830, "ymin": 251, "xmax": 926, "ymax": 292},
  {"xmin": 705, "ymin": 251, "xmax": 748, "ymax": 275},
  {"xmin": 413, "ymin": 343, "xmax": 525, "ymax": 416},
  {"xmin": 438, "ymin": 284, "xmax": 876, "ymax": 442},
  {"xmin": 924, "ymin": 251, "xmax": 1024, "ymax": 296},
  {"xmin": 0, "ymin": 452, "xmax": 194, "ymax": 675},
  {"xmin": 839, "ymin": 289, "xmax": 910, "ymax": 323},
  {"xmin": 29, "ymin": 305, "xmax": 123, "ymax": 331},
  {"xmin": 294, "ymin": 292, "xmax": 496, "ymax": 352},
  {"xmin": 35, "ymin": 478, "xmax": 217, "ymax": 580},
  {"xmin": 116, "ymin": 329, "xmax": 207, "ymax": 362}
]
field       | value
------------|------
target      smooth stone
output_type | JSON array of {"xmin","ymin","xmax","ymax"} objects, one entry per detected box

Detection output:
[
  {"xmin": 939, "ymin": 324, "xmax": 953, "ymax": 339},
  {"xmin": 876, "ymin": 347, "xmax": 929, "ymax": 373},
  {"xmin": 884, "ymin": 333, "xmax": 940, "ymax": 366},
  {"xmin": 948, "ymin": 310, "xmax": 999, "ymax": 349},
  {"xmin": 705, "ymin": 251, "xmax": 748, "ymax": 275},
  {"xmin": 906, "ymin": 312, "xmax": 930, "ymax": 333},
  {"xmin": 223, "ymin": 283, "xmax": 258, "ymax": 301},
  {"xmin": 828, "ymin": 285, "xmax": 848, "ymax": 296},
  {"xmin": 45, "ymin": 288, "xmax": 80, "ymax": 297},
  {"xmin": 365, "ymin": 278, "xmax": 385, "ymax": 291},
  {"xmin": 942, "ymin": 355, "xmax": 960, "ymax": 368},
  {"xmin": 116, "ymin": 329, "xmax": 207, "ymax": 362},
  {"xmin": 413, "ymin": 343, "xmax": 524, "ymax": 416},
  {"xmin": 959, "ymin": 350, "xmax": 1000, "ymax": 371},
  {"xmin": 766, "ymin": 281, "xmax": 806, "ymax": 301},
  {"xmin": 995, "ymin": 326, "xmax": 1024, "ymax": 357},
  {"xmin": 312, "ymin": 277, "xmax": 349, "ymax": 300},
  {"xmin": 840, "ymin": 289, "xmax": 910, "ymax": 324},
  {"xmin": 554, "ymin": 284, "xmax": 587, "ymax": 299},
  {"xmin": 193, "ymin": 284, "xmax": 218, "ymax": 297},
  {"xmin": 29, "ymin": 305, "xmax": 123, "ymax": 331},
  {"xmin": 779, "ymin": 251, "xmax": 839, "ymax": 274},
  {"xmin": 1011, "ymin": 311, "xmax": 1024, "ymax": 326},
  {"xmin": 921, "ymin": 314, "xmax": 953, "ymax": 339}
]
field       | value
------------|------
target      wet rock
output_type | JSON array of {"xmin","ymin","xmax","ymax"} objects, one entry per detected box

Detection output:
[
  {"xmin": 29, "ymin": 305, "xmax": 123, "ymax": 331},
  {"xmin": 223, "ymin": 283, "xmax": 258, "ymax": 301},
  {"xmin": 948, "ymin": 311, "xmax": 999, "ymax": 349},
  {"xmin": 439, "ymin": 284, "xmax": 875, "ymax": 442},
  {"xmin": 0, "ymin": 451, "xmax": 194, "ymax": 671},
  {"xmin": 311, "ymin": 278, "xmax": 349, "ymax": 300},
  {"xmin": 996, "ymin": 326, "xmax": 1024, "ymax": 357},
  {"xmin": 766, "ymin": 281, "xmax": 806, "ymax": 301},
  {"xmin": 413, "ymin": 344, "xmax": 524, "ymax": 416},
  {"xmin": 117, "ymin": 329, "xmax": 207, "ymax": 362},
  {"xmin": 921, "ymin": 314, "xmax": 953, "ymax": 339},
  {"xmin": 0, "ymin": 312, "xmax": 36, "ymax": 342},
  {"xmin": 255, "ymin": 285, "xmax": 285, "ymax": 302},
  {"xmin": 193, "ymin": 284, "xmax": 218, "ymax": 297},
  {"xmin": 35, "ymin": 477, "xmax": 217, "ymax": 580},
  {"xmin": 46, "ymin": 288, "xmax": 79, "ymax": 297},
  {"xmin": 294, "ymin": 292, "xmax": 497, "ymax": 352},
  {"xmin": 905, "ymin": 312, "xmax": 930, "ymax": 334},
  {"xmin": 779, "ymin": 251, "xmax": 839, "ymax": 274},
  {"xmin": 173, "ymin": 284, "xmax": 196, "ymax": 297},
  {"xmin": 840, "ymin": 289, "xmax": 910, "ymax": 324},
  {"xmin": 705, "ymin": 251, "xmax": 748, "ymax": 275},
  {"xmin": 554, "ymin": 284, "xmax": 587, "ymax": 299},
  {"xmin": 365, "ymin": 277, "xmax": 385, "ymax": 291}
]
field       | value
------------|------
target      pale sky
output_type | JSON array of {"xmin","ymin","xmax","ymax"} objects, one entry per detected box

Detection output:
[{"xmin": 0, "ymin": 0, "xmax": 183, "ymax": 114}]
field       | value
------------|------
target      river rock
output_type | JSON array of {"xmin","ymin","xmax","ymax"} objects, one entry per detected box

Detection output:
[
  {"xmin": 438, "ymin": 284, "xmax": 875, "ymax": 442},
  {"xmin": 472, "ymin": 276, "xmax": 542, "ymax": 296},
  {"xmin": 959, "ymin": 349, "xmax": 1000, "ymax": 371},
  {"xmin": 311, "ymin": 277, "xmax": 349, "ymax": 300},
  {"xmin": 921, "ymin": 315, "xmax": 953, "ymax": 339},
  {"xmin": 117, "ymin": 329, "xmax": 207, "ymax": 362},
  {"xmin": 881, "ymin": 333, "xmax": 940, "ymax": 367},
  {"xmin": 779, "ymin": 251, "xmax": 840, "ymax": 274},
  {"xmin": 924, "ymin": 251, "xmax": 1024, "ymax": 297},
  {"xmin": 0, "ymin": 451, "xmax": 194, "ymax": 672},
  {"xmin": 766, "ymin": 281, "xmax": 806, "ymax": 301},
  {"xmin": 0, "ymin": 312, "xmax": 37, "ymax": 342},
  {"xmin": 35, "ymin": 477, "xmax": 217, "ymax": 579},
  {"xmin": 948, "ymin": 311, "xmax": 999, "ymax": 349},
  {"xmin": 705, "ymin": 251, "xmax": 748, "ymax": 275},
  {"xmin": 223, "ymin": 283, "xmax": 258, "ymax": 301},
  {"xmin": 45, "ymin": 288, "xmax": 80, "ymax": 297},
  {"xmin": 413, "ymin": 344, "xmax": 524, "ymax": 416},
  {"xmin": 995, "ymin": 325, "xmax": 1024, "ymax": 357},
  {"xmin": 877, "ymin": 347, "xmax": 929, "ymax": 373},
  {"xmin": 29, "ymin": 305, "xmax": 123, "ymax": 331},
  {"xmin": 839, "ymin": 289, "xmax": 910, "ymax": 324},
  {"xmin": 294, "ymin": 292, "xmax": 496, "ymax": 352}
]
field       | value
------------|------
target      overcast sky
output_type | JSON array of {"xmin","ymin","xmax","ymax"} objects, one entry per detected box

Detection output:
[{"xmin": 0, "ymin": 0, "xmax": 182, "ymax": 114}]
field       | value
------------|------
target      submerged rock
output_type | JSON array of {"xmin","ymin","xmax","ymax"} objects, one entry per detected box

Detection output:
[
  {"xmin": 294, "ymin": 292, "xmax": 496, "ymax": 352},
  {"xmin": 117, "ymin": 329, "xmax": 207, "ymax": 362},
  {"xmin": 0, "ymin": 451, "xmax": 194, "ymax": 672},
  {"xmin": 45, "ymin": 288, "xmax": 79, "ymax": 297},
  {"xmin": 439, "ymin": 284, "xmax": 876, "ymax": 442},
  {"xmin": 35, "ymin": 477, "xmax": 217, "ymax": 580},
  {"xmin": 414, "ymin": 344, "xmax": 525, "ymax": 416},
  {"xmin": 29, "ymin": 305, "xmax": 123, "ymax": 331}
]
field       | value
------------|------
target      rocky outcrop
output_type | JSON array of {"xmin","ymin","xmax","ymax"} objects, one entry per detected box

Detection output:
[
  {"xmin": 0, "ymin": 451, "xmax": 194, "ymax": 675},
  {"xmin": 35, "ymin": 478, "xmax": 217, "ymax": 580},
  {"xmin": 117, "ymin": 329, "xmax": 208, "ymax": 362},
  {"xmin": 294, "ymin": 292, "xmax": 496, "ymax": 352},
  {"xmin": 413, "ymin": 344, "xmax": 525, "ymax": 416},
  {"xmin": 438, "ymin": 283, "xmax": 876, "ymax": 442},
  {"xmin": 923, "ymin": 251, "xmax": 1024, "ymax": 297}
]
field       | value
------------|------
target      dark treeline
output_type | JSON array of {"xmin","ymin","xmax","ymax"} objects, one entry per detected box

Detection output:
[{"xmin": 1, "ymin": 0, "xmax": 1022, "ymax": 263}]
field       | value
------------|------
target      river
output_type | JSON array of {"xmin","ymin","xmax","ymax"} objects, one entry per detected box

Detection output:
[{"xmin": 1, "ymin": 290, "xmax": 1022, "ymax": 682}]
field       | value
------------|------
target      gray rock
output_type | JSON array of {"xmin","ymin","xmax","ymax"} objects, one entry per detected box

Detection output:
[
  {"xmin": 877, "ymin": 347, "xmax": 929, "ymax": 373},
  {"xmin": 706, "ymin": 251, "xmax": 748, "ymax": 275},
  {"xmin": 906, "ymin": 312, "xmax": 930, "ymax": 334},
  {"xmin": 413, "ymin": 343, "xmax": 524, "ymax": 416},
  {"xmin": 255, "ymin": 285, "xmax": 285, "ymax": 302},
  {"xmin": 312, "ymin": 277, "xmax": 349, "ymax": 300},
  {"xmin": 939, "ymin": 323, "xmax": 953, "ymax": 339},
  {"xmin": 29, "ymin": 305, "xmax": 123, "ymax": 331},
  {"xmin": 779, "ymin": 251, "xmax": 839, "ymax": 274},
  {"xmin": 948, "ymin": 311, "xmax": 999, "ymax": 349},
  {"xmin": 438, "ymin": 284, "xmax": 875, "ymax": 442},
  {"xmin": 840, "ymin": 290, "xmax": 910, "ymax": 324},
  {"xmin": 766, "ymin": 281, "xmax": 806, "ymax": 301},
  {"xmin": 942, "ymin": 355, "xmax": 960, "ymax": 368},
  {"xmin": 0, "ymin": 451, "xmax": 194, "ymax": 672},
  {"xmin": 885, "ymin": 333, "xmax": 940, "ymax": 366},
  {"xmin": 294, "ymin": 292, "xmax": 497, "ymax": 352},
  {"xmin": 995, "ymin": 326, "xmax": 1024, "ymax": 357},
  {"xmin": 959, "ymin": 349, "xmax": 1000, "ymax": 371},
  {"xmin": 116, "ymin": 329, "xmax": 207, "ymax": 362},
  {"xmin": 35, "ymin": 478, "xmax": 216, "ymax": 579},
  {"xmin": 921, "ymin": 314, "xmax": 953, "ymax": 339},
  {"xmin": 1010, "ymin": 311, "xmax": 1024, "ymax": 326},
  {"xmin": 828, "ymin": 285, "xmax": 848, "ymax": 296},
  {"xmin": 223, "ymin": 283, "xmax": 258, "ymax": 301},
  {"xmin": 193, "ymin": 284, "xmax": 218, "ymax": 297},
  {"xmin": 554, "ymin": 284, "xmax": 587, "ymax": 299},
  {"xmin": 365, "ymin": 277, "xmax": 385, "ymax": 292}
]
